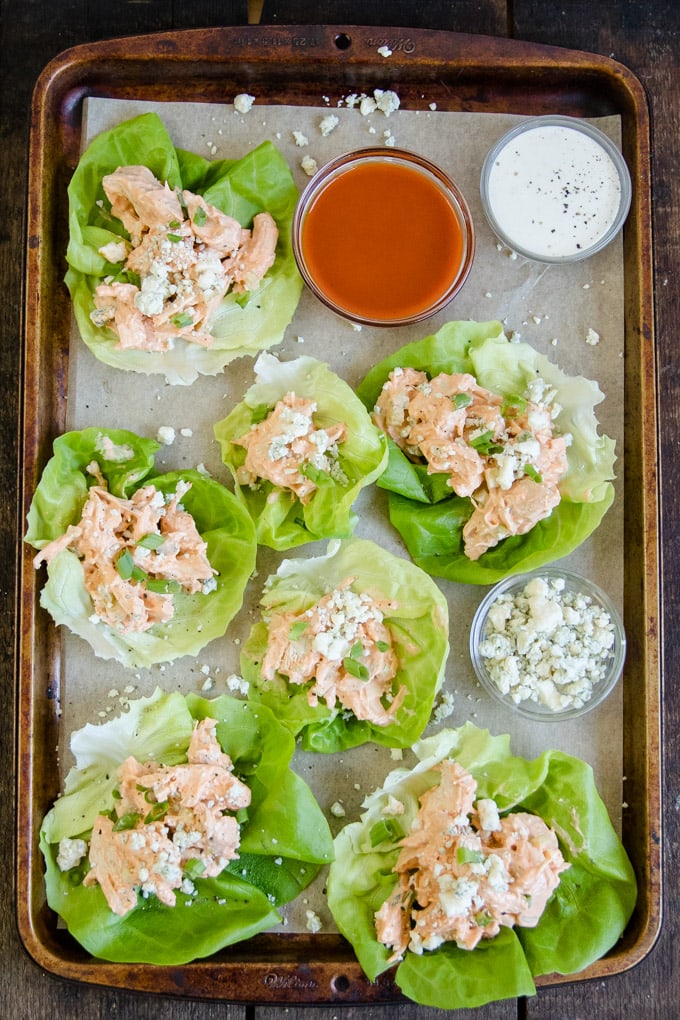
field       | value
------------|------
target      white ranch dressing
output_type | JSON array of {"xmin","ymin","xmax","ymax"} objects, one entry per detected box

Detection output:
[{"xmin": 486, "ymin": 124, "xmax": 622, "ymax": 259}]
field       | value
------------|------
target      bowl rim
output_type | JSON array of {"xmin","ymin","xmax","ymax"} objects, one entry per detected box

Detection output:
[
  {"xmin": 479, "ymin": 114, "xmax": 632, "ymax": 264},
  {"xmin": 469, "ymin": 566, "xmax": 627, "ymax": 721},
  {"xmin": 292, "ymin": 145, "xmax": 476, "ymax": 327}
]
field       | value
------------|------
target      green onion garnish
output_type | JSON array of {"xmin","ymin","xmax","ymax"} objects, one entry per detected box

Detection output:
[
  {"xmin": 112, "ymin": 812, "xmax": 141, "ymax": 832},
  {"xmin": 453, "ymin": 392, "xmax": 472, "ymax": 409},
  {"xmin": 137, "ymin": 532, "xmax": 165, "ymax": 550},
  {"xmin": 170, "ymin": 312, "xmax": 193, "ymax": 329},
  {"xmin": 192, "ymin": 206, "xmax": 208, "ymax": 227},
  {"xmin": 116, "ymin": 549, "xmax": 135, "ymax": 580},
  {"xmin": 457, "ymin": 846, "xmax": 484, "ymax": 865},
  {"xmin": 375, "ymin": 640, "xmax": 390, "ymax": 653},
  {"xmin": 167, "ymin": 232, "xmax": 183, "ymax": 243},
  {"xmin": 288, "ymin": 620, "xmax": 309, "ymax": 641},
  {"xmin": 524, "ymin": 464, "xmax": 543, "ymax": 483},
  {"xmin": 343, "ymin": 656, "xmax": 369, "ymax": 682},
  {"xmin": 369, "ymin": 817, "xmax": 404, "ymax": 847},
  {"xmin": 144, "ymin": 800, "xmax": 169, "ymax": 824},
  {"xmin": 469, "ymin": 430, "xmax": 504, "ymax": 456}
]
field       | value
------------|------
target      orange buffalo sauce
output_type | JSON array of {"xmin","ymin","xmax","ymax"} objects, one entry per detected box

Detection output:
[{"xmin": 298, "ymin": 157, "xmax": 471, "ymax": 324}]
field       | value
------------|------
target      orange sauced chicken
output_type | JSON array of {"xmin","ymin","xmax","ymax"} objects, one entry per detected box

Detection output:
[
  {"xmin": 33, "ymin": 471, "xmax": 216, "ymax": 633},
  {"xmin": 91, "ymin": 164, "xmax": 278, "ymax": 351},
  {"xmin": 372, "ymin": 367, "xmax": 570, "ymax": 560},
  {"xmin": 73, "ymin": 718, "xmax": 251, "ymax": 916},
  {"xmin": 261, "ymin": 577, "xmax": 406, "ymax": 725},
  {"xmin": 374, "ymin": 759, "xmax": 569, "ymax": 959},
  {"xmin": 233, "ymin": 392, "xmax": 348, "ymax": 503}
]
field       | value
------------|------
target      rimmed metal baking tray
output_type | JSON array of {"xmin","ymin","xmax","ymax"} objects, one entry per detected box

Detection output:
[{"xmin": 16, "ymin": 24, "xmax": 660, "ymax": 1004}]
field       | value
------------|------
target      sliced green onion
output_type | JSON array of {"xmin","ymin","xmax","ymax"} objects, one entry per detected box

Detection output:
[
  {"xmin": 167, "ymin": 232, "xmax": 183, "ymax": 243},
  {"xmin": 453, "ymin": 392, "xmax": 472, "ymax": 409},
  {"xmin": 192, "ymin": 206, "xmax": 208, "ymax": 227},
  {"xmin": 112, "ymin": 811, "xmax": 141, "ymax": 832},
  {"xmin": 168, "ymin": 219, "xmax": 181, "ymax": 229},
  {"xmin": 145, "ymin": 578, "xmax": 182, "ymax": 595},
  {"xmin": 137, "ymin": 532, "xmax": 165, "ymax": 550},
  {"xmin": 288, "ymin": 620, "xmax": 309, "ymax": 641},
  {"xmin": 457, "ymin": 846, "xmax": 484, "ymax": 865},
  {"xmin": 501, "ymin": 395, "xmax": 527, "ymax": 416},
  {"xmin": 469, "ymin": 430, "xmax": 504, "ymax": 456},
  {"xmin": 349, "ymin": 641, "xmax": 364, "ymax": 659},
  {"xmin": 375, "ymin": 640, "xmax": 390, "ymax": 653},
  {"xmin": 184, "ymin": 858, "xmax": 207, "ymax": 880},
  {"xmin": 369, "ymin": 817, "xmax": 404, "ymax": 847},
  {"xmin": 116, "ymin": 548, "xmax": 135, "ymax": 580},
  {"xmin": 524, "ymin": 464, "xmax": 543, "ymax": 483},
  {"xmin": 235, "ymin": 807, "xmax": 249, "ymax": 825},
  {"xmin": 144, "ymin": 800, "xmax": 169, "ymax": 824},
  {"xmin": 343, "ymin": 656, "xmax": 369, "ymax": 682},
  {"xmin": 475, "ymin": 910, "xmax": 494, "ymax": 928},
  {"xmin": 249, "ymin": 403, "xmax": 272, "ymax": 424},
  {"xmin": 170, "ymin": 311, "xmax": 194, "ymax": 329}
]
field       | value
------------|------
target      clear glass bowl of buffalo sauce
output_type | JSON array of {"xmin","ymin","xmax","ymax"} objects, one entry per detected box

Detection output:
[{"xmin": 292, "ymin": 148, "xmax": 475, "ymax": 327}]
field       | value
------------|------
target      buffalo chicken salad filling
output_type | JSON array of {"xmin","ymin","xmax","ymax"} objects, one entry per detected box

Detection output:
[
  {"xmin": 33, "ymin": 470, "xmax": 216, "ymax": 634},
  {"xmin": 233, "ymin": 392, "xmax": 348, "ymax": 503},
  {"xmin": 375, "ymin": 759, "xmax": 569, "ymax": 959},
  {"xmin": 372, "ymin": 367, "xmax": 571, "ymax": 560},
  {"xmin": 91, "ymin": 164, "xmax": 278, "ymax": 351},
  {"xmin": 57, "ymin": 718, "xmax": 251, "ymax": 916},
  {"xmin": 261, "ymin": 577, "xmax": 406, "ymax": 726}
]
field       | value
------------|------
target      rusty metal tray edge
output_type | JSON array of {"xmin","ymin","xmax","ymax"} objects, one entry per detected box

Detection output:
[{"xmin": 16, "ymin": 24, "xmax": 661, "ymax": 1005}]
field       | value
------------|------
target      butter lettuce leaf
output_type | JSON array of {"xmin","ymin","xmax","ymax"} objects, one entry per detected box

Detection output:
[
  {"xmin": 240, "ymin": 537, "xmax": 449, "ymax": 752},
  {"xmin": 65, "ymin": 112, "xmax": 302, "ymax": 385},
  {"xmin": 214, "ymin": 354, "xmax": 389, "ymax": 550},
  {"xmin": 25, "ymin": 427, "xmax": 256, "ymax": 668},
  {"xmin": 355, "ymin": 321, "xmax": 617, "ymax": 583},
  {"xmin": 327, "ymin": 723, "xmax": 636, "ymax": 1010},
  {"xmin": 41, "ymin": 689, "xmax": 333, "ymax": 964}
]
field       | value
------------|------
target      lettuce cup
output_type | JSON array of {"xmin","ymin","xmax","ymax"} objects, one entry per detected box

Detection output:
[
  {"xmin": 25, "ymin": 427, "xmax": 256, "ymax": 668},
  {"xmin": 214, "ymin": 353, "xmax": 389, "ymax": 551},
  {"xmin": 40, "ymin": 688, "xmax": 334, "ymax": 964},
  {"xmin": 240, "ymin": 537, "xmax": 450, "ymax": 753},
  {"xmin": 327, "ymin": 723, "xmax": 636, "ymax": 1010},
  {"xmin": 356, "ymin": 320, "xmax": 616, "ymax": 584},
  {"xmin": 65, "ymin": 112, "xmax": 302, "ymax": 385}
]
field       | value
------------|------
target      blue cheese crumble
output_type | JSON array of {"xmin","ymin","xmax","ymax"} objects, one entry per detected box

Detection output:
[{"xmin": 478, "ymin": 575, "xmax": 617, "ymax": 711}]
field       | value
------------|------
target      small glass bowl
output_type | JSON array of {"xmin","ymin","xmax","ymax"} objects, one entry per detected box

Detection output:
[
  {"xmin": 469, "ymin": 568, "xmax": 626, "ymax": 721},
  {"xmin": 292, "ymin": 147, "xmax": 475, "ymax": 327},
  {"xmin": 480, "ymin": 115, "xmax": 632, "ymax": 263}
]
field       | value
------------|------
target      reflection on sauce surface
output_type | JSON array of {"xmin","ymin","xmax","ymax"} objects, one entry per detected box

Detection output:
[{"xmin": 300, "ymin": 160, "xmax": 466, "ymax": 322}]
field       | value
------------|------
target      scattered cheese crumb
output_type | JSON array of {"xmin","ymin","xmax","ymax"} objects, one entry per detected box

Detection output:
[
  {"xmin": 433, "ymin": 690, "xmax": 455, "ymax": 723},
  {"xmin": 292, "ymin": 130, "xmax": 309, "ymax": 147},
  {"xmin": 319, "ymin": 114, "xmax": 339, "ymax": 136},
  {"xmin": 233, "ymin": 93, "xmax": 255, "ymax": 114},
  {"xmin": 390, "ymin": 748, "xmax": 403, "ymax": 760},
  {"xmin": 180, "ymin": 427, "xmax": 193, "ymax": 437},
  {"xmin": 305, "ymin": 910, "xmax": 323, "ymax": 933},
  {"xmin": 429, "ymin": 102, "xmax": 438, "ymax": 111},
  {"xmin": 330, "ymin": 801, "xmax": 346, "ymax": 818},
  {"xmin": 156, "ymin": 425, "xmax": 176, "ymax": 445},
  {"xmin": 226, "ymin": 674, "xmax": 250, "ymax": 696},
  {"xmin": 585, "ymin": 328, "xmax": 601, "ymax": 346},
  {"xmin": 300, "ymin": 155, "xmax": 318, "ymax": 177},
  {"xmin": 377, "ymin": 45, "xmax": 392, "ymax": 58}
]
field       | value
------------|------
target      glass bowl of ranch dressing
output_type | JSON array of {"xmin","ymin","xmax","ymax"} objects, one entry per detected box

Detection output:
[{"xmin": 480, "ymin": 115, "xmax": 631, "ymax": 263}]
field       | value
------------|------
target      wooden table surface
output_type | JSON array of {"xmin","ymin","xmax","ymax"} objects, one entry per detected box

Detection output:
[{"xmin": 2, "ymin": 2, "xmax": 677, "ymax": 1018}]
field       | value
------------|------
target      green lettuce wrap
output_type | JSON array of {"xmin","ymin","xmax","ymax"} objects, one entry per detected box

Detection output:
[
  {"xmin": 327, "ymin": 723, "xmax": 637, "ymax": 1010},
  {"xmin": 65, "ymin": 112, "xmax": 302, "ymax": 384},
  {"xmin": 240, "ymin": 537, "xmax": 449, "ymax": 752},
  {"xmin": 40, "ymin": 688, "xmax": 334, "ymax": 964},
  {"xmin": 355, "ymin": 320, "xmax": 617, "ymax": 584},
  {"xmin": 214, "ymin": 353, "xmax": 389, "ymax": 550},
  {"xmin": 25, "ymin": 427, "xmax": 256, "ymax": 668}
]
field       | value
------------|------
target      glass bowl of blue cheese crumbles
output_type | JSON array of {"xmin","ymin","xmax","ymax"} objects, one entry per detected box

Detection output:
[{"xmin": 469, "ymin": 568, "xmax": 626, "ymax": 720}]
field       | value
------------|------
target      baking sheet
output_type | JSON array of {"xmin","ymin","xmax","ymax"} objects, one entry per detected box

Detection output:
[
  {"xmin": 58, "ymin": 95, "xmax": 625, "ymax": 932},
  {"xmin": 17, "ymin": 25, "xmax": 659, "ymax": 1003}
]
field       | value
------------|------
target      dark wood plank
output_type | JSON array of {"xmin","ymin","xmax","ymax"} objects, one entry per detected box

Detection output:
[
  {"xmin": 258, "ymin": 0, "xmax": 508, "ymax": 34},
  {"xmin": 509, "ymin": 2, "xmax": 679, "ymax": 1019}
]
